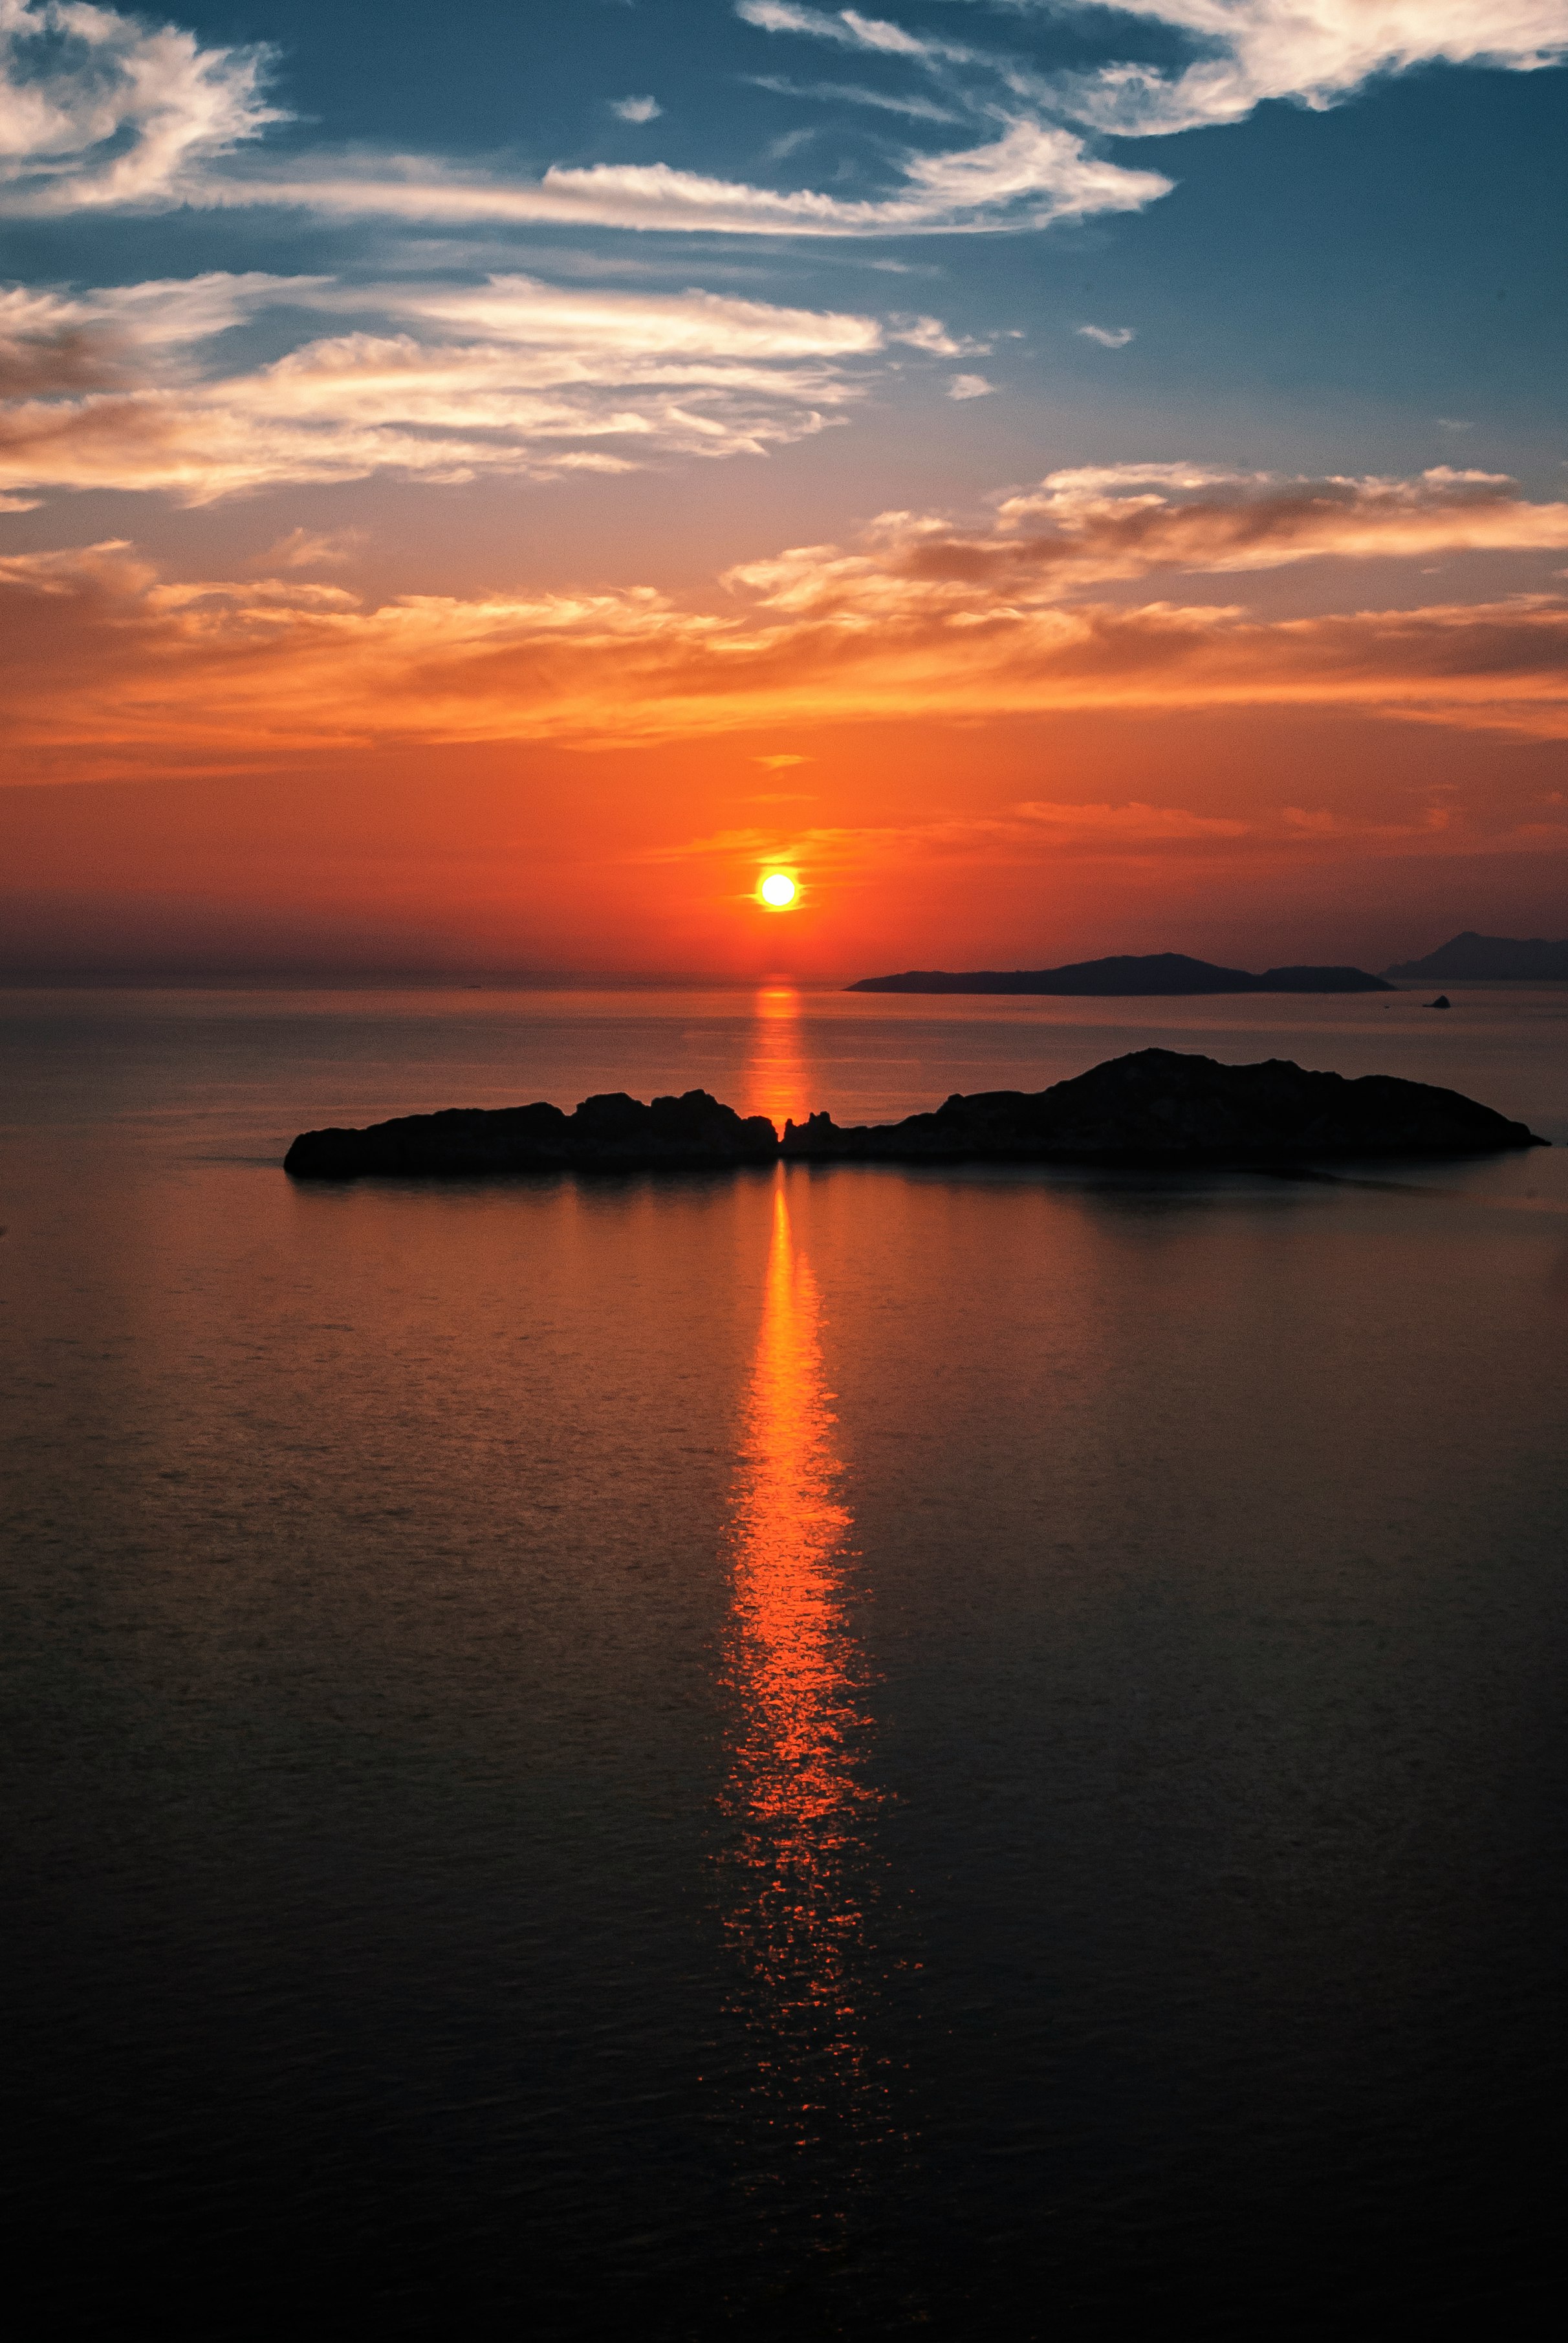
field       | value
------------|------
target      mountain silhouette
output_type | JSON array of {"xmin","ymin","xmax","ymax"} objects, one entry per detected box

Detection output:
[
  {"xmin": 849, "ymin": 954, "xmax": 1389, "ymax": 996},
  {"xmin": 1384, "ymin": 932, "xmax": 1568, "ymax": 981}
]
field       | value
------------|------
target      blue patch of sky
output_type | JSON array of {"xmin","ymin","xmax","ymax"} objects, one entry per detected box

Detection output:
[{"xmin": 5, "ymin": 3, "xmax": 1565, "ymax": 503}]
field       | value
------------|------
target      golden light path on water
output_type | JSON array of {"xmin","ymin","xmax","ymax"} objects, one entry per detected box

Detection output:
[
  {"xmin": 716, "ymin": 1174, "xmax": 899, "ymax": 2250},
  {"xmin": 741, "ymin": 985, "xmax": 812, "ymax": 1139}
]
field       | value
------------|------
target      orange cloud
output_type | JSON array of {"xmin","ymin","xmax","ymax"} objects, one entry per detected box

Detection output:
[
  {"xmin": 735, "ymin": 468, "xmax": 1568, "ymax": 609},
  {"xmin": 2, "ymin": 523, "xmax": 1565, "ymax": 783}
]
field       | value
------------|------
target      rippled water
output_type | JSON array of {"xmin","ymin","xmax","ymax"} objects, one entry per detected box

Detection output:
[{"xmin": 4, "ymin": 985, "xmax": 1566, "ymax": 2331}]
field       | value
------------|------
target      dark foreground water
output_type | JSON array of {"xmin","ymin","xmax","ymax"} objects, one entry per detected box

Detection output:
[{"xmin": 4, "ymin": 986, "xmax": 1567, "ymax": 2333}]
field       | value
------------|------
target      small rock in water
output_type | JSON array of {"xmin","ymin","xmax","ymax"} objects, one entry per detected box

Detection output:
[{"xmin": 1427, "ymin": 995, "xmax": 1452, "ymax": 1009}]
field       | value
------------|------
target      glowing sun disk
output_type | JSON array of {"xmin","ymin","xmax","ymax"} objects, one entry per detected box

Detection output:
[{"xmin": 760, "ymin": 871, "xmax": 797, "ymax": 908}]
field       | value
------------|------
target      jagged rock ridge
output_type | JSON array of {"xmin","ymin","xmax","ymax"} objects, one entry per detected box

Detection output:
[
  {"xmin": 285, "ymin": 1052, "xmax": 1544, "ymax": 1179},
  {"xmin": 284, "ymin": 1090, "xmax": 777, "ymax": 1178}
]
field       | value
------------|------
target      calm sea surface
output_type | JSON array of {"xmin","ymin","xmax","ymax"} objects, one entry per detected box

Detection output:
[{"xmin": 4, "ymin": 985, "xmax": 1566, "ymax": 2332}]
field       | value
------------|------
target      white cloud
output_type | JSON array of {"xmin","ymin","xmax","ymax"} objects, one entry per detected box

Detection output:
[
  {"xmin": 721, "ymin": 1, "xmax": 1568, "ymax": 233},
  {"xmin": 948, "ymin": 371, "xmax": 994, "ymax": 398},
  {"xmin": 735, "ymin": 4, "xmax": 953, "ymax": 61},
  {"xmin": 394, "ymin": 276, "xmax": 886, "ymax": 359},
  {"xmin": 0, "ymin": 0, "xmax": 279, "ymax": 212},
  {"xmin": 1049, "ymin": 2, "xmax": 1568, "ymax": 135},
  {"xmin": 748, "ymin": 72, "xmax": 963, "ymax": 123},
  {"xmin": 210, "ymin": 130, "xmax": 1171, "ymax": 238},
  {"xmin": 0, "ymin": 0, "xmax": 1558, "ymax": 254},
  {"xmin": 0, "ymin": 269, "xmax": 961, "ymax": 499},
  {"xmin": 889, "ymin": 312, "xmax": 986, "ymax": 354},
  {"xmin": 1077, "ymin": 323, "xmax": 1135, "ymax": 347},
  {"xmin": 0, "ymin": 1, "xmax": 1170, "ymax": 235}
]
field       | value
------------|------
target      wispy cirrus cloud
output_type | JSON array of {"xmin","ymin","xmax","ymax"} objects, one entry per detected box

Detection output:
[
  {"xmin": 734, "ymin": 6, "xmax": 969, "ymax": 65},
  {"xmin": 203, "ymin": 122, "xmax": 1169, "ymax": 237},
  {"xmin": 0, "ymin": 271, "xmax": 968, "ymax": 498},
  {"xmin": 0, "ymin": 0, "xmax": 1168, "ymax": 234},
  {"xmin": 747, "ymin": 72, "xmax": 964, "ymax": 124},
  {"xmin": 723, "ymin": 1, "xmax": 1568, "ymax": 228},
  {"xmin": 0, "ymin": 0, "xmax": 279, "ymax": 212},
  {"xmin": 261, "ymin": 527, "xmax": 365, "ymax": 570},
  {"xmin": 0, "ymin": 0, "xmax": 1561, "ymax": 250},
  {"xmin": 1043, "ymin": 2, "xmax": 1568, "ymax": 135}
]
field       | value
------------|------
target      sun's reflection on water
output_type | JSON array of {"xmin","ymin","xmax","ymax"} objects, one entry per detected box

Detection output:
[
  {"xmin": 715, "ymin": 1177, "xmax": 897, "ymax": 2249},
  {"xmin": 741, "ymin": 986, "xmax": 811, "ymax": 1137}
]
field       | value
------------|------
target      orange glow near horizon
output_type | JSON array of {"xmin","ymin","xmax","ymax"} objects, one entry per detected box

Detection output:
[
  {"xmin": 8, "ymin": 701, "xmax": 1567, "ymax": 981},
  {"xmin": 2, "ymin": 451, "xmax": 1567, "ymax": 979},
  {"xmin": 715, "ymin": 1182, "xmax": 891, "ymax": 2203}
]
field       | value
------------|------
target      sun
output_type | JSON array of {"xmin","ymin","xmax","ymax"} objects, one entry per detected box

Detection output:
[{"xmin": 759, "ymin": 871, "xmax": 797, "ymax": 908}]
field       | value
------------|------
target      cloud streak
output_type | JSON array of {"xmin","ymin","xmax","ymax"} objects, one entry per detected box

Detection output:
[
  {"xmin": 203, "ymin": 125, "xmax": 1169, "ymax": 237},
  {"xmin": 3, "ymin": 1, "xmax": 1559, "ymax": 248},
  {"xmin": 3, "ymin": 474, "xmax": 1565, "ymax": 775},
  {"xmin": 1048, "ymin": 2, "xmax": 1568, "ymax": 135},
  {"xmin": 0, "ymin": 0, "xmax": 1168, "ymax": 234},
  {"xmin": 730, "ymin": 465, "xmax": 1568, "ymax": 610},
  {"xmin": 0, "ymin": 271, "xmax": 959, "ymax": 497},
  {"xmin": 636, "ymin": 788, "xmax": 1523, "ymax": 887}
]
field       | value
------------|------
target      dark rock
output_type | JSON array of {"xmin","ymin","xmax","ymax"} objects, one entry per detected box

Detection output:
[
  {"xmin": 849, "ymin": 953, "xmax": 1391, "ymax": 996},
  {"xmin": 1427, "ymin": 995, "xmax": 1451, "ymax": 1010},
  {"xmin": 781, "ymin": 1049, "xmax": 1545, "ymax": 1166},
  {"xmin": 285, "ymin": 1089, "xmax": 779, "ymax": 1179},
  {"xmin": 287, "ymin": 1052, "xmax": 1545, "ymax": 1180}
]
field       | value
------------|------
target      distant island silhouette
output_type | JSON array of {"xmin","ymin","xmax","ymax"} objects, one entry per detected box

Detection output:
[
  {"xmin": 1384, "ymin": 932, "xmax": 1568, "ymax": 981},
  {"xmin": 285, "ymin": 1050, "xmax": 1543, "ymax": 1179},
  {"xmin": 847, "ymin": 953, "xmax": 1391, "ymax": 996}
]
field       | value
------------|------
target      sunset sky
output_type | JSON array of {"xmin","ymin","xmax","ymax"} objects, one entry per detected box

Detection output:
[{"xmin": 2, "ymin": 0, "xmax": 1565, "ymax": 979}]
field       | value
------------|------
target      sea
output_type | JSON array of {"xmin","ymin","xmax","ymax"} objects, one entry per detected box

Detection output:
[{"xmin": 4, "ymin": 983, "xmax": 1566, "ymax": 2333}]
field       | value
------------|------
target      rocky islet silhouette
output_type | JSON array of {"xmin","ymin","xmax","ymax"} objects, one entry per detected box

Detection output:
[{"xmin": 285, "ymin": 1049, "xmax": 1545, "ymax": 1179}]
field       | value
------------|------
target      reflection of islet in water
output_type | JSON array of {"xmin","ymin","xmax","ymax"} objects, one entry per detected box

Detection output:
[{"xmin": 715, "ymin": 1183, "xmax": 901, "ymax": 2230}]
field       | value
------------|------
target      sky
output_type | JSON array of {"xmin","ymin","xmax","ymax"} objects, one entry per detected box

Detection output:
[{"xmin": 1, "ymin": 0, "xmax": 1565, "ymax": 980}]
